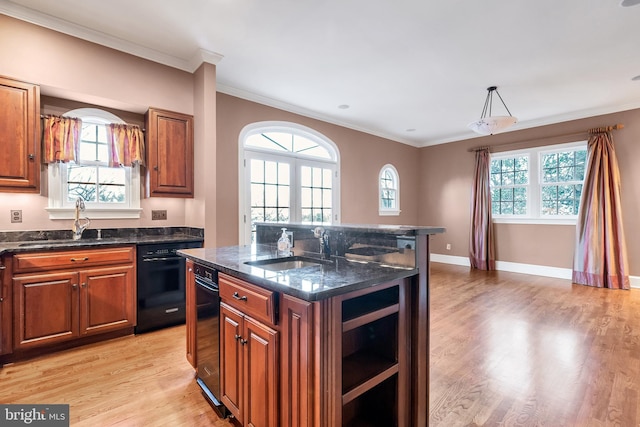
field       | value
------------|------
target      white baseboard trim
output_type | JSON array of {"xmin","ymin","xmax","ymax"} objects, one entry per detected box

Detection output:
[{"xmin": 430, "ymin": 253, "xmax": 640, "ymax": 289}]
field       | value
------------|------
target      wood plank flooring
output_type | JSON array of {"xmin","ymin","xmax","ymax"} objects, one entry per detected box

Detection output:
[
  {"xmin": 0, "ymin": 325, "xmax": 232, "ymax": 426},
  {"xmin": 1, "ymin": 263, "xmax": 639, "ymax": 426},
  {"xmin": 429, "ymin": 263, "xmax": 640, "ymax": 427}
]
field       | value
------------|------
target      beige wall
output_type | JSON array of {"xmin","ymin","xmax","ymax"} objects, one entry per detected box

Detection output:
[
  {"xmin": 419, "ymin": 108, "xmax": 640, "ymax": 275},
  {"xmin": 216, "ymin": 93, "xmax": 421, "ymax": 246},
  {"xmin": 0, "ymin": 15, "xmax": 202, "ymax": 232}
]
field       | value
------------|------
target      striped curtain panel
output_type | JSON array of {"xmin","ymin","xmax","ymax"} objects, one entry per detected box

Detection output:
[
  {"xmin": 573, "ymin": 132, "xmax": 629, "ymax": 289},
  {"xmin": 469, "ymin": 148, "xmax": 496, "ymax": 270},
  {"xmin": 42, "ymin": 116, "xmax": 82, "ymax": 163},
  {"xmin": 106, "ymin": 123, "xmax": 145, "ymax": 167}
]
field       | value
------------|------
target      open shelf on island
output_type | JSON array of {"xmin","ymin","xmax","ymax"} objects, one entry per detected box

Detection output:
[{"xmin": 342, "ymin": 375, "xmax": 398, "ymax": 427}]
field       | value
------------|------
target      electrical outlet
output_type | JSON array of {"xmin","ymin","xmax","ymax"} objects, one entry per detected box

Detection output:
[
  {"xmin": 151, "ymin": 210, "xmax": 167, "ymax": 220},
  {"xmin": 11, "ymin": 210, "xmax": 22, "ymax": 223},
  {"xmin": 446, "ymin": 243, "xmax": 451, "ymax": 250}
]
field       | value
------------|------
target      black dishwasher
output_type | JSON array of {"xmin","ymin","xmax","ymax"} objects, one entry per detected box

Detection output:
[
  {"xmin": 194, "ymin": 263, "xmax": 226, "ymax": 416},
  {"xmin": 135, "ymin": 240, "xmax": 202, "ymax": 333}
]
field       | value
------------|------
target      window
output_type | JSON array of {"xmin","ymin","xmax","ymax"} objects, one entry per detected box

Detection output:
[
  {"xmin": 379, "ymin": 164, "xmax": 400, "ymax": 216},
  {"xmin": 46, "ymin": 108, "xmax": 141, "ymax": 219},
  {"xmin": 240, "ymin": 122, "xmax": 340, "ymax": 244},
  {"xmin": 490, "ymin": 141, "xmax": 587, "ymax": 223}
]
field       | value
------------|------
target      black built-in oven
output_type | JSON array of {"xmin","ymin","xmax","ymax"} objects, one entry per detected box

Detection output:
[
  {"xmin": 193, "ymin": 263, "xmax": 226, "ymax": 416},
  {"xmin": 135, "ymin": 241, "xmax": 202, "ymax": 333}
]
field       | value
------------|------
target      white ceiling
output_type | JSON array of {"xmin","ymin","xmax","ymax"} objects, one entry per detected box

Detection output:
[{"xmin": 2, "ymin": 0, "xmax": 640, "ymax": 147}]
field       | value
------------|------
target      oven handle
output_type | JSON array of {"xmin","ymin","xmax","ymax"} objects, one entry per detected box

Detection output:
[
  {"xmin": 195, "ymin": 276, "xmax": 219, "ymax": 293},
  {"xmin": 142, "ymin": 256, "xmax": 183, "ymax": 262}
]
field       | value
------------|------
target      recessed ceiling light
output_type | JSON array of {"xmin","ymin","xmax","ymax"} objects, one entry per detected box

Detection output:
[
  {"xmin": 337, "ymin": 104, "xmax": 350, "ymax": 109},
  {"xmin": 621, "ymin": 0, "xmax": 640, "ymax": 6},
  {"xmin": 633, "ymin": 75, "xmax": 640, "ymax": 81}
]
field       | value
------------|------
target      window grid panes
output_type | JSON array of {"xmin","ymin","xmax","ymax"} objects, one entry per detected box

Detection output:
[
  {"xmin": 246, "ymin": 132, "xmax": 332, "ymax": 160},
  {"xmin": 300, "ymin": 166, "xmax": 333, "ymax": 224},
  {"xmin": 68, "ymin": 122, "xmax": 126, "ymax": 205},
  {"xmin": 490, "ymin": 156, "xmax": 529, "ymax": 215},
  {"xmin": 540, "ymin": 150, "xmax": 587, "ymax": 216},
  {"xmin": 380, "ymin": 169, "xmax": 397, "ymax": 209},
  {"xmin": 250, "ymin": 159, "xmax": 291, "ymax": 242}
]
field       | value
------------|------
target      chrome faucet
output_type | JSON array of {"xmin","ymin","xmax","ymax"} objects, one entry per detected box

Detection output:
[
  {"xmin": 313, "ymin": 226, "xmax": 331, "ymax": 259},
  {"xmin": 72, "ymin": 197, "xmax": 91, "ymax": 240}
]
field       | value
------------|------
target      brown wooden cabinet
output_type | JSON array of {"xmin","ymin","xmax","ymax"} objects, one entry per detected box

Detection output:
[
  {"xmin": 219, "ymin": 274, "xmax": 279, "ymax": 427},
  {"xmin": 0, "ymin": 255, "xmax": 12, "ymax": 356},
  {"xmin": 0, "ymin": 76, "xmax": 40, "ymax": 192},
  {"xmin": 12, "ymin": 246, "xmax": 135, "ymax": 351},
  {"xmin": 145, "ymin": 108, "xmax": 194, "ymax": 198}
]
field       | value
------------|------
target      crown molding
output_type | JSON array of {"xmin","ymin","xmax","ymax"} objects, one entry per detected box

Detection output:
[{"xmin": 0, "ymin": 1, "xmax": 221, "ymax": 72}]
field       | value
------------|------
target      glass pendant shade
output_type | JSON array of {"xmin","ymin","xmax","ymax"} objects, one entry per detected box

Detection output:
[
  {"xmin": 468, "ymin": 86, "xmax": 517, "ymax": 135},
  {"xmin": 468, "ymin": 116, "xmax": 518, "ymax": 135}
]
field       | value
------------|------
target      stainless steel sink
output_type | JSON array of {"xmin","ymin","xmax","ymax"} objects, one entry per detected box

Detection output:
[{"xmin": 245, "ymin": 256, "xmax": 330, "ymax": 271}]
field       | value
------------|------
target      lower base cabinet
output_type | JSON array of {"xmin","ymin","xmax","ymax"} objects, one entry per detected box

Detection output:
[
  {"xmin": 10, "ymin": 247, "xmax": 136, "ymax": 352},
  {"xmin": 198, "ymin": 271, "xmax": 416, "ymax": 427},
  {"xmin": 220, "ymin": 300, "xmax": 279, "ymax": 427}
]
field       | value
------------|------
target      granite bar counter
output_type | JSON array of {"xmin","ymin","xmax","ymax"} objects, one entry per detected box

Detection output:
[
  {"xmin": 177, "ymin": 223, "xmax": 445, "ymax": 301},
  {"xmin": 0, "ymin": 227, "xmax": 203, "ymax": 255}
]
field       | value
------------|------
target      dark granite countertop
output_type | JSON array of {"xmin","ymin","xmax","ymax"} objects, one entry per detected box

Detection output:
[
  {"xmin": 178, "ymin": 244, "xmax": 419, "ymax": 301},
  {"xmin": 0, "ymin": 233, "xmax": 203, "ymax": 255}
]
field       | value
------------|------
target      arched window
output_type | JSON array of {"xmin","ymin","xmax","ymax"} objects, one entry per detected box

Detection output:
[
  {"xmin": 240, "ymin": 122, "xmax": 340, "ymax": 244},
  {"xmin": 379, "ymin": 164, "xmax": 400, "ymax": 216},
  {"xmin": 47, "ymin": 108, "xmax": 141, "ymax": 219}
]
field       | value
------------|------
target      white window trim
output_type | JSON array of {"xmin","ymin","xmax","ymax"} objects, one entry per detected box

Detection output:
[
  {"xmin": 379, "ymin": 164, "xmax": 400, "ymax": 216},
  {"xmin": 491, "ymin": 141, "xmax": 587, "ymax": 225},
  {"xmin": 238, "ymin": 121, "xmax": 341, "ymax": 245},
  {"xmin": 46, "ymin": 108, "xmax": 142, "ymax": 220}
]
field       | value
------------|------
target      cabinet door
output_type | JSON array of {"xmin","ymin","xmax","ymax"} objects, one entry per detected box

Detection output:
[
  {"xmin": 0, "ymin": 76, "xmax": 40, "ymax": 192},
  {"xmin": 13, "ymin": 271, "xmax": 79, "ymax": 349},
  {"xmin": 185, "ymin": 259, "xmax": 196, "ymax": 368},
  {"xmin": 0, "ymin": 258, "xmax": 10, "ymax": 355},
  {"xmin": 244, "ymin": 315, "xmax": 279, "ymax": 427},
  {"xmin": 220, "ymin": 302, "xmax": 244, "ymax": 423},
  {"xmin": 280, "ymin": 295, "xmax": 314, "ymax": 427},
  {"xmin": 79, "ymin": 265, "xmax": 135, "ymax": 335},
  {"xmin": 145, "ymin": 108, "xmax": 194, "ymax": 197}
]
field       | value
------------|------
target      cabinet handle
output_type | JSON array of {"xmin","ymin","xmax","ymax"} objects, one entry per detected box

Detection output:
[
  {"xmin": 232, "ymin": 292, "xmax": 247, "ymax": 301},
  {"xmin": 72, "ymin": 284, "xmax": 78, "ymax": 289},
  {"xmin": 28, "ymin": 154, "xmax": 35, "ymax": 160},
  {"xmin": 154, "ymin": 166, "xmax": 159, "ymax": 171},
  {"xmin": 70, "ymin": 257, "xmax": 89, "ymax": 262},
  {"xmin": 240, "ymin": 339, "xmax": 248, "ymax": 345},
  {"xmin": 81, "ymin": 283, "xmax": 87, "ymax": 288},
  {"xmin": 234, "ymin": 334, "xmax": 242, "ymax": 341},
  {"xmin": 0, "ymin": 297, "xmax": 4, "ymax": 302},
  {"xmin": 0, "ymin": 265, "xmax": 6, "ymax": 270}
]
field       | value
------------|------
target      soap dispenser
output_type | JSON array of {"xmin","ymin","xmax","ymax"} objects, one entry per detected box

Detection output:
[{"xmin": 277, "ymin": 228, "xmax": 291, "ymax": 256}]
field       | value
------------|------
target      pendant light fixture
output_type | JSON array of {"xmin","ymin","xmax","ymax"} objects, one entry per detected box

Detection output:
[{"xmin": 468, "ymin": 86, "xmax": 517, "ymax": 135}]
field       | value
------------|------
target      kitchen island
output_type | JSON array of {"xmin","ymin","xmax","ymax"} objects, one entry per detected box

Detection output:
[{"xmin": 179, "ymin": 223, "xmax": 444, "ymax": 427}]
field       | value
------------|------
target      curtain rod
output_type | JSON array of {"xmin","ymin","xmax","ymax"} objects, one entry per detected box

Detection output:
[
  {"xmin": 468, "ymin": 123, "xmax": 624, "ymax": 152},
  {"xmin": 40, "ymin": 114, "xmax": 146, "ymax": 131}
]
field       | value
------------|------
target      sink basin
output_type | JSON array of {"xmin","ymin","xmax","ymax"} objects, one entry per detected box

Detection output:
[{"xmin": 245, "ymin": 256, "xmax": 330, "ymax": 271}]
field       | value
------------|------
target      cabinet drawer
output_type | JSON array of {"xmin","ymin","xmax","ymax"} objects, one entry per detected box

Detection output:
[
  {"xmin": 13, "ymin": 246, "xmax": 135, "ymax": 274},
  {"xmin": 219, "ymin": 273, "xmax": 276, "ymax": 325}
]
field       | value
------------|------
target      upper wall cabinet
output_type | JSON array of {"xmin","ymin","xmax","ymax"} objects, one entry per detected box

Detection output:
[
  {"xmin": 0, "ymin": 76, "xmax": 40, "ymax": 192},
  {"xmin": 145, "ymin": 108, "xmax": 194, "ymax": 198}
]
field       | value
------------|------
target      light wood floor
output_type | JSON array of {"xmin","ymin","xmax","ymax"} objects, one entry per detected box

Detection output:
[
  {"xmin": 0, "ymin": 324, "xmax": 233, "ymax": 426},
  {"xmin": 429, "ymin": 263, "xmax": 640, "ymax": 427},
  {"xmin": 1, "ymin": 263, "xmax": 639, "ymax": 426}
]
